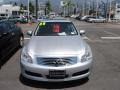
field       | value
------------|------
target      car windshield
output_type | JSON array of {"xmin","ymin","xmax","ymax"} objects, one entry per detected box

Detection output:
[{"xmin": 34, "ymin": 22, "xmax": 78, "ymax": 36}]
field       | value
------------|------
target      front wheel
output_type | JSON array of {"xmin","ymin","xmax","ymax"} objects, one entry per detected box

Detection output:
[
  {"xmin": 92, "ymin": 21, "xmax": 95, "ymax": 23},
  {"xmin": 19, "ymin": 36, "xmax": 24, "ymax": 48}
]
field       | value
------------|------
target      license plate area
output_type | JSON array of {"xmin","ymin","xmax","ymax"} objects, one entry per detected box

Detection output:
[{"xmin": 49, "ymin": 70, "xmax": 66, "ymax": 78}]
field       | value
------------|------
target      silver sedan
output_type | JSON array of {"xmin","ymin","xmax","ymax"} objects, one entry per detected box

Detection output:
[{"xmin": 20, "ymin": 19, "xmax": 93, "ymax": 82}]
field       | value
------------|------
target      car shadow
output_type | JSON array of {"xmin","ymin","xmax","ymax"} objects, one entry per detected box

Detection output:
[
  {"xmin": 19, "ymin": 74, "xmax": 89, "ymax": 89},
  {"xmin": 0, "ymin": 47, "xmax": 20, "ymax": 68}
]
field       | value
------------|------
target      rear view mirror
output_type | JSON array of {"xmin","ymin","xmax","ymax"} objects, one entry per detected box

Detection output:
[
  {"xmin": 79, "ymin": 30, "xmax": 85, "ymax": 36},
  {"xmin": 27, "ymin": 31, "xmax": 32, "ymax": 36}
]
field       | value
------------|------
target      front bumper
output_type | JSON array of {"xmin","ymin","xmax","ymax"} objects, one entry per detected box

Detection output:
[{"xmin": 20, "ymin": 60, "xmax": 92, "ymax": 82}]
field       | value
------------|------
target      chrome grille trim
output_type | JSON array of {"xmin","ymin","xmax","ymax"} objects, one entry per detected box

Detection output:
[{"xmin": 36, "ymin": 57, "xmax": 77, "ymax": 67}]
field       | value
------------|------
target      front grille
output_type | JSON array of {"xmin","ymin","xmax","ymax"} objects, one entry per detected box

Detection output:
[{"xmin": 36, "ymin": 57, "xmax": 77, "ymax": 67}]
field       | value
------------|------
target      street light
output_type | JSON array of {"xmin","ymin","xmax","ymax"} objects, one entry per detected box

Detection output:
[
  {"xmin": 108, "ymin": 0, "xmax": 112, "ymax": 22},
  {"xmin": 28, "ymin": 0, "xmax": 30, "ymax": 22},
  {"xmin": 106, "ymin": 0, "xmax": 109, "ymax": 19},
  {"xmin": 36, "ymin": 0, "xmax": 38, "ymax": 19}
]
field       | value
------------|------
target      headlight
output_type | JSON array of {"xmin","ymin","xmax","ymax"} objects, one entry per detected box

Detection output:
[
  {"xmin": 81, "ymin": 46, "xmax": 92, "ymax": 63},
  {"xmin": 21, "ymin": 48, "xmax": 33, "ymax": 64}
]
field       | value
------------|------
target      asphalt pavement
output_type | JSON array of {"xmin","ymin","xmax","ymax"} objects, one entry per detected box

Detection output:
[{"xmin": 0, "ymin": 19, "xmax": 120, "ymax": 90}]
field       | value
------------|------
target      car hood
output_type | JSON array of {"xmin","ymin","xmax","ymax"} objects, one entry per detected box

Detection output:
[{"xmin": 26, "ymin": 36, "xmax": 86, "ymax": 57}]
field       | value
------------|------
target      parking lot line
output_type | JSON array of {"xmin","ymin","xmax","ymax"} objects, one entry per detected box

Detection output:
[
  {"xmin": 104, "ymin": 31, "xmax": 120, "ymax": 37},
  {"xmin": 101, "ymin": 37, "xmax": 120, "ymax": 39},
  {"xmin": 24, "ymin": 38, "xmax": 30, "ymax": 40},
  {"xmin": 82, "ymin": 36, "xmax": 92, "ymax": 42}
]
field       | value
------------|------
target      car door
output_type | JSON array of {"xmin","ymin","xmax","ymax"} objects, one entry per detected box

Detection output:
[
  {"xmin": 6, "ymin": 22, "xmax": 18, "ymax": 47},
  {"xmin": 8, "ymin": 22, "xmax": 22, "ymax": 47},
  {"xmin": 0, "ymin": 22, "xmax": 11, "ymax": 58}
]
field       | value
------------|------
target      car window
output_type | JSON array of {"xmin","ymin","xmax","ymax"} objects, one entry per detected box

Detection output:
[
  {"xmin": 0, "ymin": 23, "xmax": 9, "ymax": 33},
  {"xmin": 8, "ymin": 22, "xmax": 16, "ymax": 29},
  {"xmin": 34, "ymin": 22, "xmax": 78, "ymax": 36},
  {"xmin": 99, "ymin": 17, "xmax": 103, "ymax": 19}
]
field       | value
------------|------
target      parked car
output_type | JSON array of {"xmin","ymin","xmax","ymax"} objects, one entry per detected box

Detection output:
[
  {"xmin": 87, "ymin": 16, "xmax": 106, "ymax": 23},
  {"xmin": 37, "ymin": 16, "xmax": 49, "ymax": 21},
  {"xmin": 81, "ymin": 15, "xmax": 90, "ymax": 21},
  {"xmin": 20, "ymin": 19, "xmax": 93, "ymax": 82},
  {"xmin": 8, "ymin": 16, "xmax": 28, "ymax": 24},
  {"xmin": 75, "ymin": 15, "xmax": 81, "ymax": 20},
  {"xmin": 0, "ymin": 20, "xmax": 24, "ymax": 67},
  {"xmin": 81, "ymin": 15, "xmax": 96, "ymax": 22},
  {"xmin": 0, "ymin": 17, "xmax": 7, "ymax": 20}
]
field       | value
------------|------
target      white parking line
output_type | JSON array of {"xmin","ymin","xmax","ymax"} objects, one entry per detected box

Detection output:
[
  {"xmin": 82, "ymin": 36, "xmax": 88, "ymax": 39},
  {"xmin": 104, "ymin": 31, "xmax": 119, "ymax": 37},
  {"xmin": 82, "ymin": 36, "xmax": 91, "ymax": 41},
  {"xmin": 24, "ymin": 38, "xmax": 30, "ymax": 40},
  {"xmin": 101, "ymin": 37, "xmax": 120, "ymax": 39}
]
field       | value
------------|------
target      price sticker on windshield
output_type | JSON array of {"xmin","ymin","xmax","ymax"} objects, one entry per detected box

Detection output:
[{"xmin": 39, "ymin": 21, "xmax": 46, "ymax": 26}]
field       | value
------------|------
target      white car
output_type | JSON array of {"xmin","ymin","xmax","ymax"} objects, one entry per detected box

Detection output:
[
  {"xmin": 81, "ymin": 15, "xmax": 90, "ymax": 21},
  {"xmin": 20, "ymin": 19, "xmax": 93, "ymax": 82},
  {"xmin": 88, "ymin": 16, "xmax": 106, "ymax": 23}
]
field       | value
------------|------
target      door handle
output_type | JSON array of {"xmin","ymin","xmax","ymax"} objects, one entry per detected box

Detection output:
[
  {"xmin": 3, "ymin": 33, "xmax": 8, "ymax": 35},
  {"xmin": 11, "ymin": 33, "xmax": 15, "ymax": 36},
  {"xmin": 0, "ymin": 34, "xmax": 2, "ymax": 37}
]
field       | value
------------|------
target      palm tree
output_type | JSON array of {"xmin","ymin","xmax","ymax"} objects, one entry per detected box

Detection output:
[
  {"xmin": 64, "ymin": 0, "xmax": 75, "ymax": 16},
  {"xmin": 29, "ymin": 2, "xmax": 34, "ymax": 14},
  {"xmin": 45, "ymin": 0, "xmax": 52, "ymax": 15}
]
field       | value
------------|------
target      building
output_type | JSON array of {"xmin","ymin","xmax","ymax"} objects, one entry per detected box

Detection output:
[
  {"xmin": 0, "ymin": 4, "xmax": 20, "ymax": 18},
  {"xmin": 114, "ymin": 4, "xmax": 120, "ymax": 20}
]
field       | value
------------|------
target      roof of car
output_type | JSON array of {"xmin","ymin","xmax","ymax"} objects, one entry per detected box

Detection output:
[
  {"xmin": 39, "ymin": 18, "xmax": 71, "ymax": 22},
  {"xmin": 40, "ymin": 20, "xmax": 71, "ymax": 22}
]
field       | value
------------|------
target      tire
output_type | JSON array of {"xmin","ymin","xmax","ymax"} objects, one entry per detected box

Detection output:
[
  {"xmin": 19, "ymin": 36, "xmax": 24, "ymax": 48},
  {"xmin": 92, "ymin": 21, "xmax": 95, "ymax": 23},
  {"xmin": 103, "ymin": 20, "xmax": 106, "ymax": 23}
]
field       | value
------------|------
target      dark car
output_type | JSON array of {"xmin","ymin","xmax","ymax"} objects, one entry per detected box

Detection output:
[
  {"xmin": 8, "ymin": 16, "xmax": 28, "ymax": 24},
  {"xmin": 75, "ymin": 16, "xmax": 81, "ymax": 20},
  {"xmin": 0, "ymin": 20, "xmax": 24, "ymax": 68}
]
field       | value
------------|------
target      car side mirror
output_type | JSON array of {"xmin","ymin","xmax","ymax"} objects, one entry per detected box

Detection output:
[
  {"xmin": 27, "ymin": 31, "xmax": 32, "ymax": 36},
  {"xmin": 79, "ymin": 30, "xmax": 85, "ymax": 36}
]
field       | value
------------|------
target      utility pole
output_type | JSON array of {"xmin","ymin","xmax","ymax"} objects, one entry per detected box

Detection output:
[
  {"xmin": 96, "ymin": 0, "xmax": 99, "ymax": 17},
  {"xmin": 82, "ymin": 1, "xmax": 85, "ymax": 16},
  {"xmin": 106, "ymin": 0, "xmax": 109, "ymax": 20},
  {"xmin": 85, "ymin": 0, "xmax": 87, "ymax": 15},
  {"xmin": 108, "ymin": 0, "xmax": 112, "ymax": 22},
  {"xmin": 88, "ymin": 2, "xmax": 91, "ymax": 15},
  {"xmin": 36, "ymin": 0, "xmax": 38, "ymax": 19},
  {"xmin": 92, "ymin": 0, "xmax": 95, "ymax": 16},
  {"xmin": 28, "ymin": 0, "xmax": 30, "ymax": 22}
]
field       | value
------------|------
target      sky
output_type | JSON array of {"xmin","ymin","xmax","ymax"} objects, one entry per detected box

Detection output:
[{"xmin": 2, "ymin": 0, "xmax": 120, "ymax": 5}]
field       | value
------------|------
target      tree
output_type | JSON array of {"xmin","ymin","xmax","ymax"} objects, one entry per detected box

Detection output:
[
  {"xmin": 20, "ymin": 3, "xmax": 24, "ymax": 14},
  {"xmin": 14, "ymin": 2, "xmax": 17, "ymax": 6},
  {"xmin": 29, "ymin": 2, "xmax": 35, "ymax": 14},
  {"xmin": 20, "ymin": 3, "xmax": 24, "ymax": 10},
  {"xmin": 45, "ymin": 0, "xmax": 52, "ymax": 15},
  {"xmin": 64, "ymin": 0, "xmax": 74, "ymax": 16}
]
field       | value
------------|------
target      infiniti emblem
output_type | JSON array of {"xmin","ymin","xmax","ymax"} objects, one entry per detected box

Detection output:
[{"xmin": 53, "ymin": 58, "xmax": 65, "ymax": 66}]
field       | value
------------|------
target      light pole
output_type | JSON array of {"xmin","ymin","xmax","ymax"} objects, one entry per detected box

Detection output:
[
  {"xmin": 28, "ymin": 0, "xmax": 30, "ymax": 22},
  {"xmin": 106, "ymin": 0, "xmax": 109, "ymax": 19},
  {"xmin": 88, "ymin": 2, "xmax": 91, "ymax": 15},
  {"xmin": 36, "ymin": 0, "xmax": 38, "ymax": 19},
  {"xmin": 82, "ymin": 1, "xmax": 85, "ymax": 16},
  {"xmin": 96, "ymin": 0, "xmax": 99, "ymax": 17},
  {"xmin": 108, "ymin": 0, "xmax": 112, "ymax": 22}
]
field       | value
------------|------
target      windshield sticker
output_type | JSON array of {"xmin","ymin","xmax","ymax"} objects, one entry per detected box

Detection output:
[
  {"xmin": 43, "ymin": 22, "xmax": 46, "ymax": 25},
  {"xmin": 39, "ymin": 21, "xmax": 46, "ymax": 26},
  {"xmin": 52, "ymin": 24, "xmax": 60, "ymax": 33}
]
